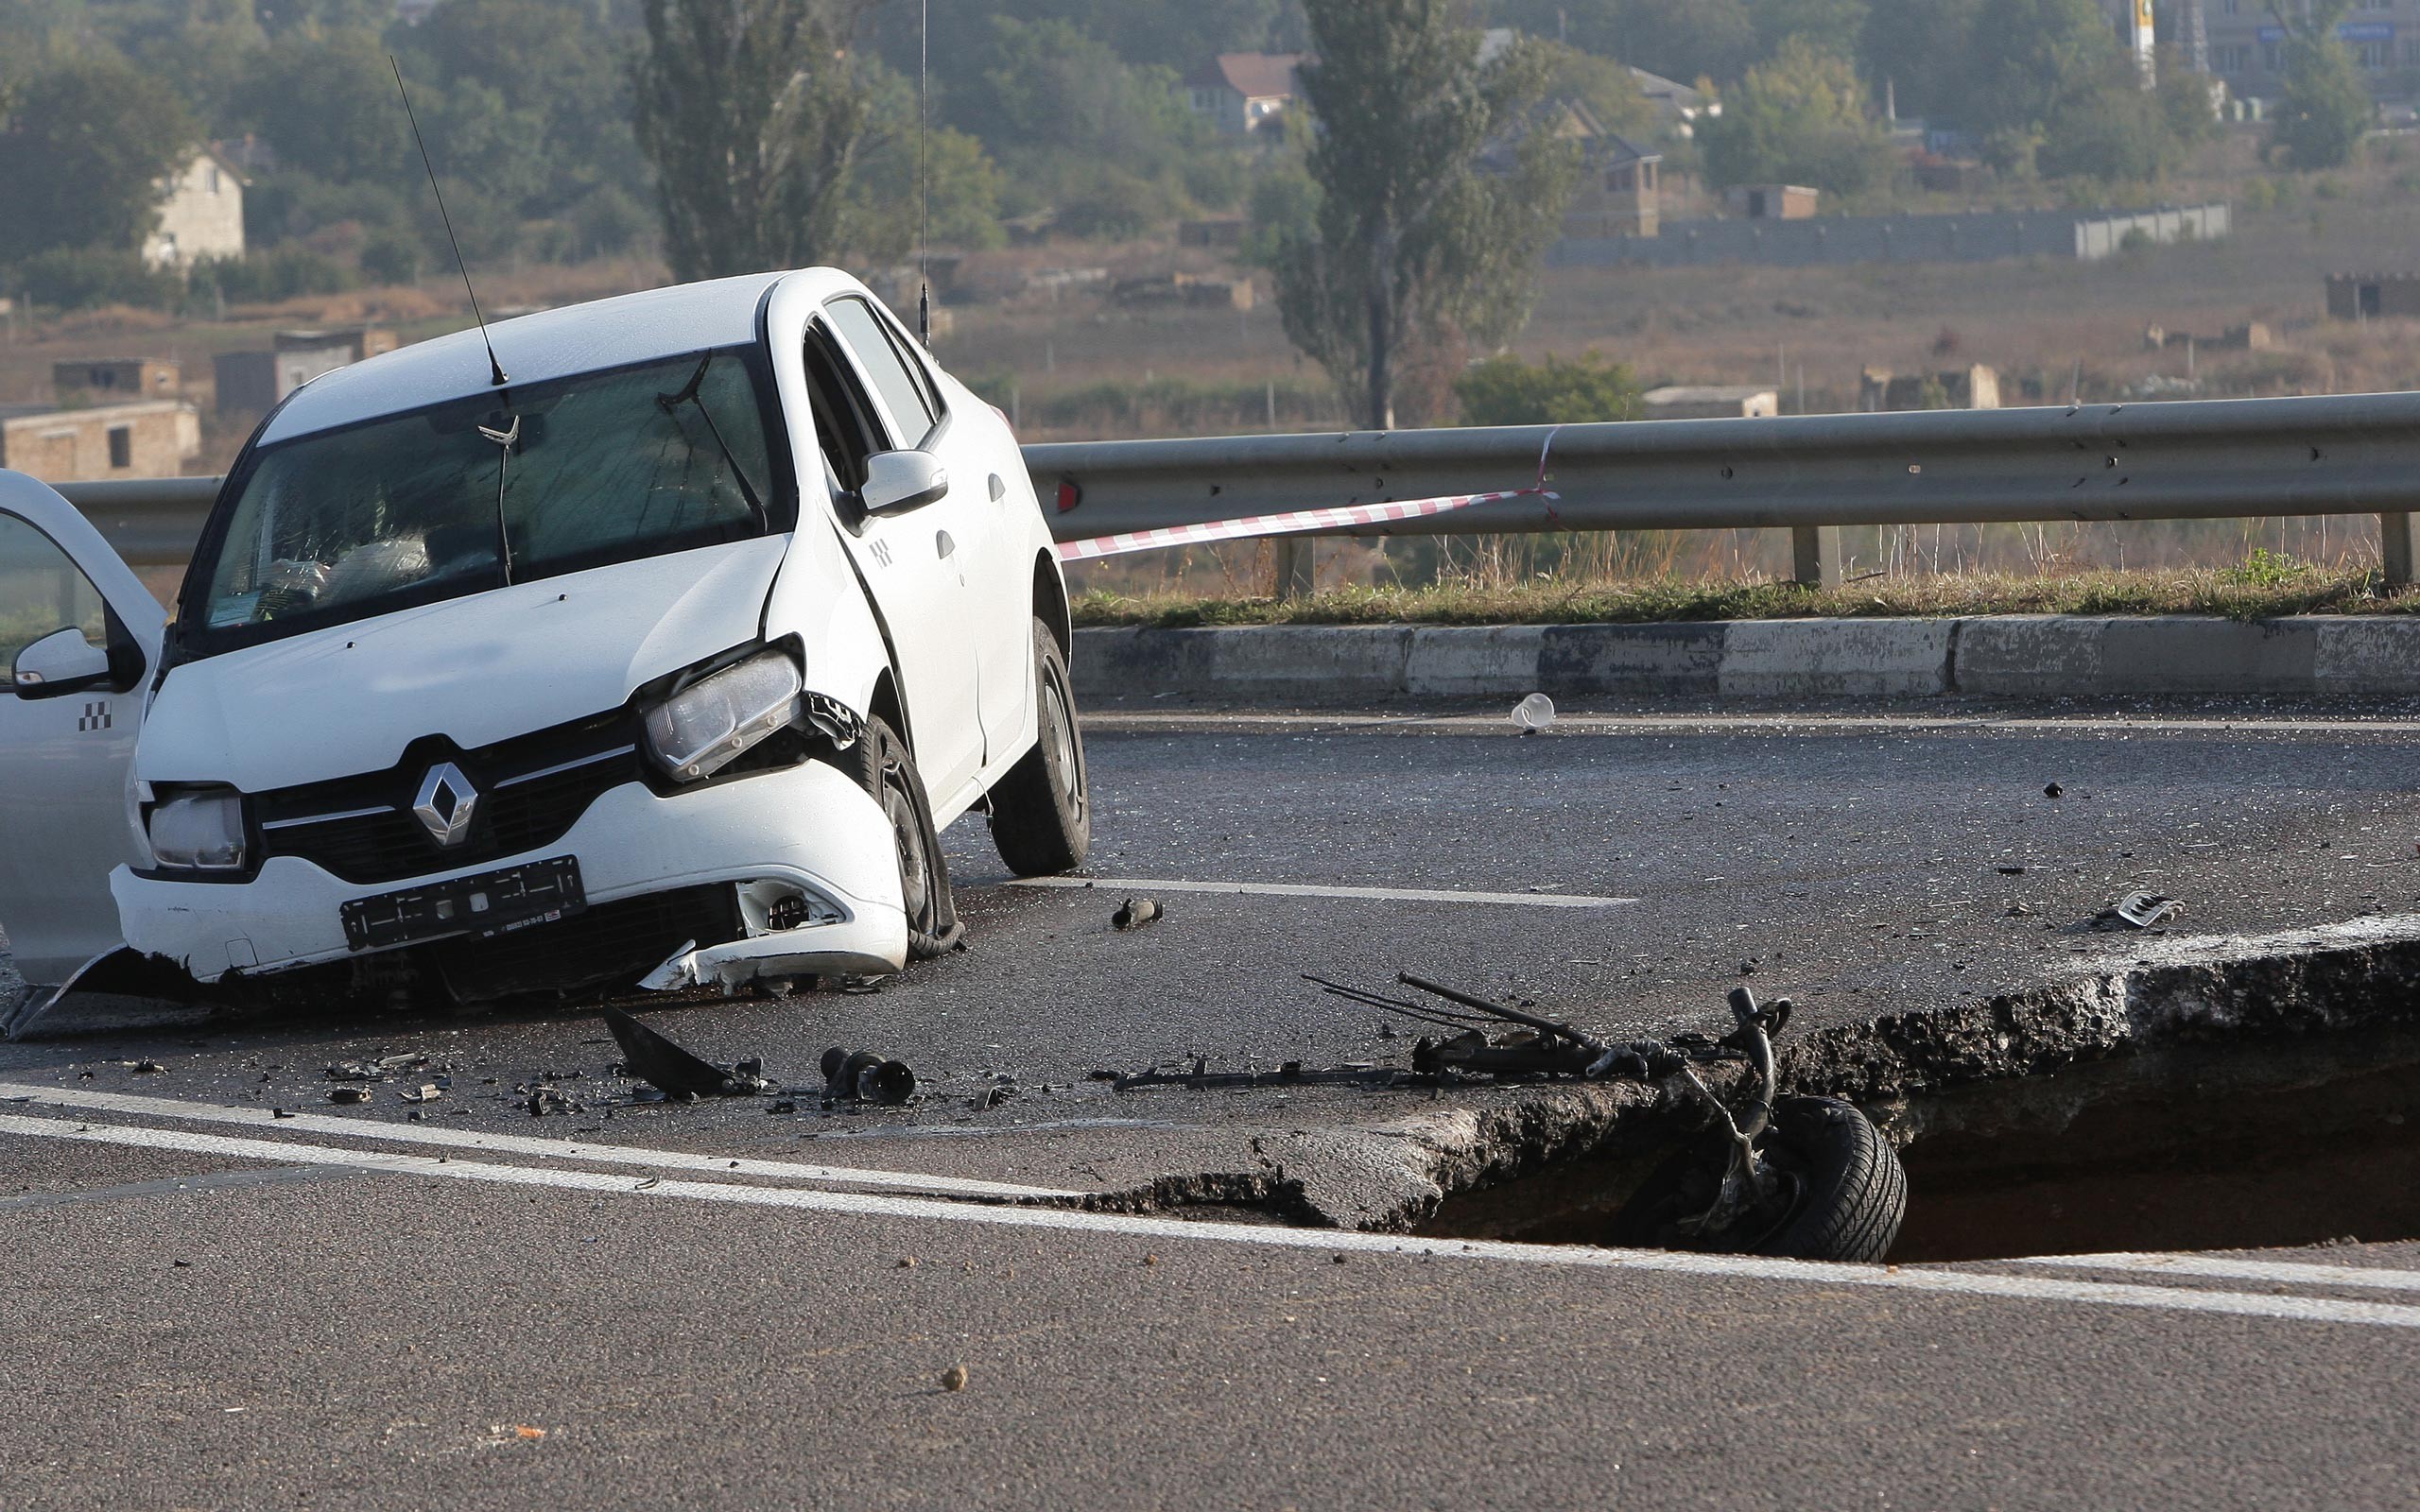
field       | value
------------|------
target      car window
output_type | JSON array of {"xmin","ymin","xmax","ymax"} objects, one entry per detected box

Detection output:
[
  {"xmin": 824, "ymin": 297, "xmax": 939, "ymax": 446},
  {"xmin": 0, "ymin": 512, "xmax": 109, "ymax": 673},
  {"xmin": 804, "ymin": 321, "xmax": 887, "ymax": 497},
  {"xmin": 184, "ymin": 347, "xmax": 784, "ymax": 660}
]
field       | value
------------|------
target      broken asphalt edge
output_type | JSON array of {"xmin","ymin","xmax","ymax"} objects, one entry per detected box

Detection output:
[
  {"xmin": 1065, "ymin": 915, "xmax": 2420, "ymax": 1234},
  {"xmin": 1073, "ymin": 616, "xmax": 2420, "ymax": 704}
]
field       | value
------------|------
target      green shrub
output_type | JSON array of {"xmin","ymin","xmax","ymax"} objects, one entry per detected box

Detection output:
[
  {"xmin": 191, "ymin": 244, "xmax": 357, "ymax": 304},
  {"xmin": 358, "ymin": 230, "xmax": 425, "ymax": 286},
  {"xmin": 7, "ymin": 247, "xmax": 180, "ymax": 310},
  {"xmin": 1454, "ymin": 351, "xmax": 1642, "ymax": 426},
  {"xmin": 2219, "ymin": 547, "xmax": 2315, "ymax": 587}
]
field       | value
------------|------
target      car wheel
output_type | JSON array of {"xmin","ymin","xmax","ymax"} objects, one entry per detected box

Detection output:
[
  {"xmin": 987, "ymin": 619, "xmax": 1091, "ymax": 876},
  {"xmin": 853, "ymin": 715, "xmax": 960, "ymax": 961},
  {"xmin": 1606, "ymin": 1097, "xmax": 1906, "ymax": 1263}
]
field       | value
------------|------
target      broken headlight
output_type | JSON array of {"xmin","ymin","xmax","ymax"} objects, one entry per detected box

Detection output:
[
  {"xmin": 148, "ymin": 786, "xmax": 247, "ymax": 872},
  {"xmin": 643, "ymin": 649, "xmax": 803, "ymax": 782}
]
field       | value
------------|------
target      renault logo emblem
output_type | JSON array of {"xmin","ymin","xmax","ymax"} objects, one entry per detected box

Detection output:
[{"xmin": 413, "ymin": 763, "xmax": 479, "ymax": 848}]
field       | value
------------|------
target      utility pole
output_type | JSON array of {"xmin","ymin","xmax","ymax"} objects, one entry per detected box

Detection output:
[{"xmin": 2180, "ymin": 0, "xmax": 2211, "ymax": 75}]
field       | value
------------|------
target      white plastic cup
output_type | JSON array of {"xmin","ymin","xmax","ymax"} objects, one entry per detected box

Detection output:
[{"xmin": 1511, "ymin": 693, "xmax": 1557, "ymax": 731}]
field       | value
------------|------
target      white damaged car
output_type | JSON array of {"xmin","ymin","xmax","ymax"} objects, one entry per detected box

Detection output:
[{"xmin": 0, "ymin": 269, "xmax": 1089, "ymax": 1033}]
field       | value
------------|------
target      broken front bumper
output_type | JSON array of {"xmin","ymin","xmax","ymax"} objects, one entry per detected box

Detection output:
[{"xmin": 110, "ymin": 760, "xmax": 908, "ymax": 988}]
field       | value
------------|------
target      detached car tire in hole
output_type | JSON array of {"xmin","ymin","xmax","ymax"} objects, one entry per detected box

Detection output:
[
  {"xmin": 1609, "ymin": 1096, "xmax": 1907, "ymax": 1263},
  {"xmin": 987, "ymin": 620, "xmax": 1090, "ymax": 876}
]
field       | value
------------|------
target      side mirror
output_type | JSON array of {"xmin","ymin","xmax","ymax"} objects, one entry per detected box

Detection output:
[
  {"xmin": 12, "ymin": 626, "xmax": 112, "ymax": 700},
  {"xmin": 860, "ymin": 450, "xmax": 949, "ymax": 516}
]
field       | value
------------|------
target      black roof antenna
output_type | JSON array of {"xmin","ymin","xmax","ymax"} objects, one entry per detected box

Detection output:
[
  {"xmin": 391, "ymin": 55, "xmax": 507, "ymax": 387},
  {"xmin": 916, "ymin": 0, "xmax": 931, "ymax": 348}
]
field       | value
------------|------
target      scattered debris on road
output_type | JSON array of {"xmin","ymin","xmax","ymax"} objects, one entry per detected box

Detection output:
[
  {"xmin": 942, "ymin": 1365, "xmax": 968, "ymax": 1392},
  {"xmin": 398, "ymin": 1084, "xmax": 441, "ymax": 1104},
  {"xmin": 1109, "ymin": 971, "xmax": 1907, "ymax": 1263},
  {"xmin": 1511, "ymin": 693, "xmax": 1557, "ymax": 732},
  {"xmin": 524, "ymin": 1085, "xmax": 581, "ymax": 1117},
  {"xmin": 2097, "ymin": 892, "xmax": 2184, "ymax": 930},
  {"xmin": 602, "ymin": 1006, "xmax": 775, "ymax": 1098},
  {"xmin": 821, "ymin": 1046, "xmax": 917, "ymax": 1105},
  {"xmin": 1114, "ymin": 1057, "xmax": 1395, "ymax": 1091},
  {"xmin": 328, "ymin": 1086, "xmax": 370, "ymax": 1106},
  {"xmin": 1112, "ymin": 897, "xmax": 1163, "ymax": 931},
  {"xmin": 2044, "ymin": 782, "xmax": 2064, "ymax": 798},
  {"xmin": 1309, "ymin": 972, "xmax": 1708, "ymax": 1082}
]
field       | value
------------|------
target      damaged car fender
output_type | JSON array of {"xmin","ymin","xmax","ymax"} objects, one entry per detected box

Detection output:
[{"xmin": 757, "ymin": 505, "xmax": 895, "ymax": 740}]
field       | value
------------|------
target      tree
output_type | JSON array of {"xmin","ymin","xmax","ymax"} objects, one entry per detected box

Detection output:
[
  {"xmin": 1957, "ymin": 0, "xmax": 2122, "ymax": 173},
  {"xmin": 1275, "ymin": 0, "xmax": 1578, "ymax": 430},
  {"xmin": 1699, "ymin": 39, "xmax": 1893, "ymax": 196},
  {"xmin": 2271, "ymin": 0, "xmax": 2371, "ymax": 169},
  {"xmin": 1538, "ymin": 43, "xmax": 1652, "ymax": 137},
  {"xmin": 0, "ymin": 53, "xmax": 199, "ymax": 265},
  {"xmin": 1494, "ymin": 0, "xmax": 1762, "ymax": 90},
  {"xmin": 400, "ymin": 0, "xmax": 644, "ymax": 215},
  {"xmin": 843, "ymin": 63, "xmax": 1004, "ymax": 257},
  {"xmin": 1754, "ymin": 0, "xmax": 1870, "ymax": 60},
  {"xmin": 1856, "ymin": 0, "xmax": 1980, "ymax": 120},
  {"xmin": 949, "ymin": 18, "xmax": 1198, "ymax": 168},
  {"xmin": 233, "ymin": 31, "xmax": 418, "ymax": 189},
  {"xmin": 870, "ymin": 0, "xmax": 1288, "ymax": 77},
  {"xmin": 2034, "ymin": 51, "xmax": 2174, "ymax": 181},
  {"xmin": 629, "ymin": 0, "xmax": 877, "ymax": 281}
]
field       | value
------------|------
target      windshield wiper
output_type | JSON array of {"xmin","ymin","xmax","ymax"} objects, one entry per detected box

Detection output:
[
  {"xmin": 476, "ymin": 413, "xmax": 521, "ymax": 584},
  {"xmin": 656, "ymin": 354, "xmax": 769, "ymax": 530}
]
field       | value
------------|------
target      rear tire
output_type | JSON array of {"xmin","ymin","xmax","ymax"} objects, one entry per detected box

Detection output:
[{"xmin": 988, "ymin": 619, "xmax": 1090, "ymax": 876}]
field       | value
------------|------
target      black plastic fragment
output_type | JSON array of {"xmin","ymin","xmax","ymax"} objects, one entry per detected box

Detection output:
[{"xmin": 601, "ymin": 1006, "xmax": 764, "ymax": 1098}]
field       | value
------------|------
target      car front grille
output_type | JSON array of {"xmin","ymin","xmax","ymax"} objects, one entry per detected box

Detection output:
[
  {"xmin": 426, "ymin": 884, "xmax": 739, "ymax": 1002},
  {"xmin": 254, "ymin": 712, "xmax": 644, "ymax": 885}
]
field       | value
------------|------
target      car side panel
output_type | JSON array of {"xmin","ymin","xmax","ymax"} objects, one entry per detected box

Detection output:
[{"xmin": 0, "ymin": 472, "xmax": 165, "ymax": 988}]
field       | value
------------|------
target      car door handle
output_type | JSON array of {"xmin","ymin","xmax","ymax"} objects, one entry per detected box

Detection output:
[{"xmin": 936, "ymin": 529, "xmax": 956, "ymax": 558}]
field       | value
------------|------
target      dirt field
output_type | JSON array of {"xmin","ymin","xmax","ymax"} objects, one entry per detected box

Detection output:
[{"xmin": 9, "ymin": 135, "xmax": 2417, "ymax": 590}]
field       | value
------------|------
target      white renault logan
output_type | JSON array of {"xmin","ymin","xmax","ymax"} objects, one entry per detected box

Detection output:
[{"xmin": 0, "ymin": 269, "xmax": 1089, "ymax": 1031}]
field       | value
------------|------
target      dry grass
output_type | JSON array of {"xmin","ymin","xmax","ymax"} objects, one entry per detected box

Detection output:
[{"xmin": 1073, "ymin": 565, "xmax": 2420, "ymax": 627}]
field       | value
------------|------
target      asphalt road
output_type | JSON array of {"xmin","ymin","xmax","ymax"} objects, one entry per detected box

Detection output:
[{"xmin": 6, "ymin": 696, "xmax": 2419, "ymax": 1507}]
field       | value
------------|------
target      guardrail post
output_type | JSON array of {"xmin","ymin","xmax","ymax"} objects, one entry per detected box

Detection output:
[
  {"xmin": 2384, "ymin": 513, "xmax": 2420, "ymax": 588},
  {"xmin": 1271, "ymin": 537, "xmax": 1315, "ymax": 599},
  {"xmin": 1790, "ymin": 525, "xmax": 1842, "ymax": 589}
]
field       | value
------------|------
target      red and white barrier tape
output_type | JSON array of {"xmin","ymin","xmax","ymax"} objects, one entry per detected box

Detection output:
[{"xmin": 1053, "ymin": 427, "xmax": 1565, "ymax": 562}]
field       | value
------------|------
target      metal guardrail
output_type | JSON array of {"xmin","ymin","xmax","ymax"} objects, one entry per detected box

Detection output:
[
  {"xmin": 50, "ymin": 476, "xmax": 224, "ymax": 568},
  {"xmin": 53, "ymin": 392, "xmax": 2420, "ymax": 584}
]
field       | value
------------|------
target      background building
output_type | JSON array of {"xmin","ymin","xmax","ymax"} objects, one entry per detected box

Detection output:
[
  {"xmin": 142, "ymin": 148, "xmax": 246, "ymax": 268},
  {"xmin": 1178, "ymin": 54, "xmax": 1305, "ymax": 135},
  {"xmin": 212, "ymin": 327, "xmax": 398, "ymax": 416},
  {"xmin": 0, "ymin": 400, "xmax": 200, "ymax": 482}
]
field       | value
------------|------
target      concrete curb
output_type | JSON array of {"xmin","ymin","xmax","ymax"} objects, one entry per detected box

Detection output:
[{"xmin": 1072, "ymin": 616, "xmax": 2420, "ymax": 702}]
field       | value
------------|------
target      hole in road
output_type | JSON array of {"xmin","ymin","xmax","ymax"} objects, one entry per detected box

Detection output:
[
  {"xmin": 1880, "ymin": 1027, "xmax": 2420, "ymax": 1262},
  {"xmin": 1418, "ymin": 1026, "xmax": 2420, "ymax": 1263}
]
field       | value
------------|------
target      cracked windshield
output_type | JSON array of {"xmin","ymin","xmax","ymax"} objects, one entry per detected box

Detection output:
[{"xmin": 197, "ymin": 348, "xmax": 775, "ymax": 649}]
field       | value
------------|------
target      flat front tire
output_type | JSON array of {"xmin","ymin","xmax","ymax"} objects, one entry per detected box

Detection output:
[
  {"xmin": 988, "ymin": 619, "xmax": 1090, "ymax": 876},
  {"xmin": 839, "ymin": 715, "xmax": 959, "ymax": 961}
]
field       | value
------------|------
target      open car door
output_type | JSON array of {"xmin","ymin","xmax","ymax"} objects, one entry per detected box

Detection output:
[{"xmin": 0, "ymin": 471, "xmax": 164, "ymax": 1025}]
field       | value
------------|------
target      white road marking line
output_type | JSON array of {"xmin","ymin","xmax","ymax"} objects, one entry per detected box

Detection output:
[
  {"xmin": 0, "ymin": 1082, "xmax": 1080, "ymax": 1200},
  {"xmin": 5, "ymin": 1111, "xmax": 2419, "ymax": 1332},
  {"xmin": 1003, "ymin": 877, "xmax": 1633, "ymax": 908},
  {"xmin": 1086, "ymin": 712, "xmax": 2420, "ymax": 737},
  {"xmin": 0, "ymin": 1164, "xmax": 357, "ymax": 1212},
  {"xmin": 2017, "ymin": 1252, "xmax": 2420, "ymax": 1294}
]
